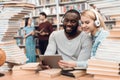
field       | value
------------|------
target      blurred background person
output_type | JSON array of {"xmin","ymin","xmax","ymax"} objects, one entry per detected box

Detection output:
[
  {"xmin": 23, "ymin": 17, "xmax": 36, "ymax": 63},
  {"xmin": 37, "ymin": 12, "xmax": 53, "ymax": 55}
]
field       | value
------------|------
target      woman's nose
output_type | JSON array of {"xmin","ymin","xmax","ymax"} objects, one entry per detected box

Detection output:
[{"xmin": 81, "ymin": 23, "xmax": 86, "ymax": 28}]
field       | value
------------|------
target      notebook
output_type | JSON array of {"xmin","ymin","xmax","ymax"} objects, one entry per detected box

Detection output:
[{"xmin": 39, "ymin": 55, "xmax": 63, "ymax": 68}]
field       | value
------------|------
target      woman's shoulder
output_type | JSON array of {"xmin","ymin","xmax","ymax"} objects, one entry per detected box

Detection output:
[
  {"xmin": 23, "ymin": 27, "xmax": 27, "ymax": 30},
  {"xmin": 97, "ymin": 29, "xmax": 109, "ymax": 42},
  {"xmin": 100, "ymin": 29, "xmax": 109, "ymax": 36}
]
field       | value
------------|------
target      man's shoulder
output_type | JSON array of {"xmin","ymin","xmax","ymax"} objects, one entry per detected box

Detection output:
[{"xmin": 52, "ymin": 30, "xmax": 64, "ymax": 35}]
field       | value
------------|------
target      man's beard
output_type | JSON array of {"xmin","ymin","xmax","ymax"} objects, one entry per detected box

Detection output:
[{"xmin": 63, "ymin": 22, "xmax": 79, "ymax": 36}]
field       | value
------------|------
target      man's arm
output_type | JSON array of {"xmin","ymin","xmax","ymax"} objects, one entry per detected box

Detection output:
[
  {"xmin": 44, "ymin": 31, "xmax": 57, "ymax": 55},
  {"xmin": 76, "ymin": 35, "xmax": 92, "ymax": 68}
]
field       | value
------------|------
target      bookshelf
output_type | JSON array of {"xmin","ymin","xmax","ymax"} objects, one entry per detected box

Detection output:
[{"xmin": 33, "ymin": 0, "xmax": 89, "ymax": 30}]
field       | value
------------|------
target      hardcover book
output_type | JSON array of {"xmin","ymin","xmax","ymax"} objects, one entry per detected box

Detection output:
[{"xmin": 39, "ymin": 69, "xmax": 61, "ymax": 78}]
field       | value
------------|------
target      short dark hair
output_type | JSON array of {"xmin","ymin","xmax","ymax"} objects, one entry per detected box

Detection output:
[
  {"xmin": 63, "ymin": 9, "xmax": 80, "ymax": 19},
  {"xmin": 39, "ymin": 12, "xmax": 47, "ymax": 18}
]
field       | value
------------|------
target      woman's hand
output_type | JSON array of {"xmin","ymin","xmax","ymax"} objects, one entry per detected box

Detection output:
[
  {"xmin": 58, "ymin": 60, "xmax": 77, "ymax": 68},
  {"xmin": 24, "ymin": 35, "xmax": 27, "ymax": 38}
]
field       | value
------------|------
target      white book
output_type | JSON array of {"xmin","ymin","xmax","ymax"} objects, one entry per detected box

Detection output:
[
  {"xmin": 87, "ymin": 69, "xmax": 120, "ymax": 76},
  {"xmin": 94, "ymin": 74, "xmax": 120, "ymax": 80},
  {"xmin": 88, "ymin": 59, "xmax": 120, "ymax": 68},
  {"xmin": 95, "ymin": 55, "xmax": 120, "ymax": 62}
]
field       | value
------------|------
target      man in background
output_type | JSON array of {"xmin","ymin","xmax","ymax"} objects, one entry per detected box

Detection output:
[{"xmin": 37, "ymin": 12, "xmax": 53, "ymax": 55}]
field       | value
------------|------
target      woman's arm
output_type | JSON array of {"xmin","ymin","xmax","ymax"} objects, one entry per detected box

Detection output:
[{"xmin": 24, "ymin": 31, "xmax": 34, "ymax": 38}]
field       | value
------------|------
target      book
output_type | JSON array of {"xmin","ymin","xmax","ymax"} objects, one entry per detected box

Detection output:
[
  {"xmin": 61, "ymin": 68, "xmax": 86, "ymax": 78},
  {"xmin": 88, "ymin": 65, "xmax": 120, "ymax": 72},
  {"xmin": 12, "ymin": 65, "xmax": 36, "ymax": 75},
  {"xmin": 20, "ymin": 63, "xmax": 39, "ymax": 70},
  {"xmin": 88, "ymin": 59, "xmax": 120, "ymax": 68},
  {"xmin": 94, "ymin": 74, "xmax": 120, "ymax": 80},
  {"xmin": 39, "ymin": 69, "xmax": 61, "ymax": 78},
  {"xmin": 87, "ymin": 68, "xmax": 120, "ymax": 76},
  {"xmin": 69, "ymin": 70, "xmax": 86, "ymax": 78}
]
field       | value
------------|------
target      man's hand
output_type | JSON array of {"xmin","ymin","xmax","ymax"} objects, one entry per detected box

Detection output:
[{"xmin": 58, "ymin": 60, "xmax": 77, "ymax": 68}]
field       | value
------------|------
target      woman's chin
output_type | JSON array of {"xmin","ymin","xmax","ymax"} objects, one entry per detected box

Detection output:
[{"xmin": 84, "ymin": 30, "xmax": 90, "ymax": 33}]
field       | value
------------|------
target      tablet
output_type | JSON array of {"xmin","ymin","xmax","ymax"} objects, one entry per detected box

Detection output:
[{"xmin": 39, "ymin": 55, "xmax": 62, "ymax": 68}]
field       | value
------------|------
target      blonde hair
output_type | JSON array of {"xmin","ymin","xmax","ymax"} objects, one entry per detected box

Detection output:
[{"xmin": 81, "ymin": 9, "xmax": 107, "ymax": 30}]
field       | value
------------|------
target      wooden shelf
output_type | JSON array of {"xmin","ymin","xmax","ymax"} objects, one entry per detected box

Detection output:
[{"xmin": 36, "ymin": 3, "xmax": 56, "ymax": 8}]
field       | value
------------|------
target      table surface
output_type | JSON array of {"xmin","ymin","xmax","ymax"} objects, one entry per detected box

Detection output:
[{"xmin": 0, "ymin": 70, "xmax": 94, "ymax": 80}]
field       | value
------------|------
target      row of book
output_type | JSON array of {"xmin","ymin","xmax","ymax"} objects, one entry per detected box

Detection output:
[
  {"xmin": 35, "ymin": 3, "xmax": 87, "ymax": 16},
  {"xmin": 38, "ymin": 0, "xmax": 55, "ymax": 5},
  {"xmin": 87, "ymin": 39, "xmax": 120, "ymax": 80},
  {"xmin": 60, "ymin": 0, "xmax": 83, "ymax": 2},
  {"xmin": 38, "ymin": 0, "xmax": 85, "ymax": 5}
]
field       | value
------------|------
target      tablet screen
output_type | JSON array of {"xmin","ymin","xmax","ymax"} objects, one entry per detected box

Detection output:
[{"xmin": 39, "ymin": 55, "xmax": 62, "ymax": 68}]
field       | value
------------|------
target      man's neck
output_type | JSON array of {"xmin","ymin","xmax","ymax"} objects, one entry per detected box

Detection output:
[{"xmin": 65, "ymin": 30, "xmax": 81, "ymax": 40}]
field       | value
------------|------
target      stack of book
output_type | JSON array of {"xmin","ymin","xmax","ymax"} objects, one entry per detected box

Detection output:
[
  {"xmin": 95, "ymin": 39, "xmax": 120, "ymax": 61},
  {"xmin": 0, "ymin": 41, "xmax": 27, "ymax": 64},
  {"xmin": 0, "ymin": 2, "xmax": 34, "ymax": 42},
  {"xmin": 87, "ymin": 39, "xmax": 120, "ymax": 80},
  {"xmin": 12, "ymin": 62, "xmax": 39, "ymax": 75},
  {"xmin": 61, "ymin": 69, "xmax": 86, "ymax": 78},
  {"xmin": 87, "ymin": 58, "xmax": 120, "ymax": 80},
  {"xmin": 0, "ymin": 2, "xmax": 35, "ymax": 65}
]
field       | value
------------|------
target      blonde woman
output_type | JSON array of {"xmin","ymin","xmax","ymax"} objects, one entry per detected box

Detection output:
[{"xmin": 81, "ymin": 9, "xmax": 109, "ymax": 57}]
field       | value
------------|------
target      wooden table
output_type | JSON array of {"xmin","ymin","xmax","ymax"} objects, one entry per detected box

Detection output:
[{"xmin": 0, "ymin": 71, "xmax": 94, "ymax": 80}]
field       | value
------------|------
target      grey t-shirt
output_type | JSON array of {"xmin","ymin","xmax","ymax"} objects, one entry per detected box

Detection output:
[{"xmin": 45, "ymin": 30, "xmax": 92, "ymax": 67}]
